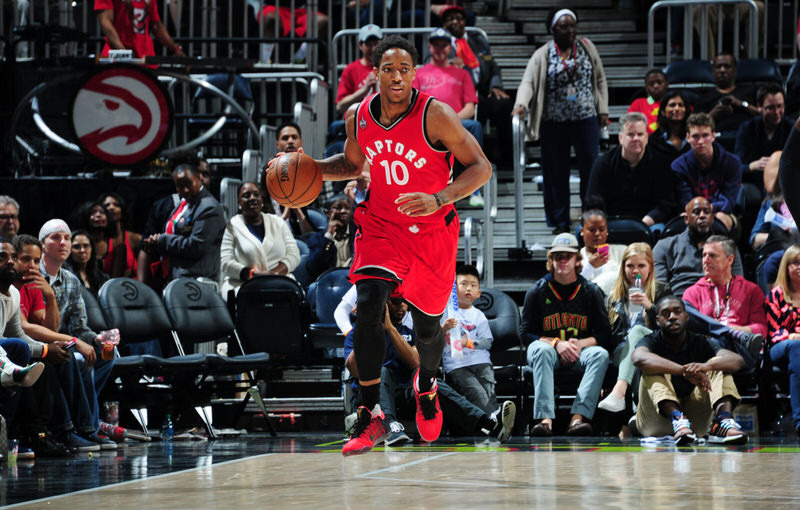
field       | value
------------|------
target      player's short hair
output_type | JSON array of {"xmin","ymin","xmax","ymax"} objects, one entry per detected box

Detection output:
[
  {"xmin": 373, "ymin": 35, "xmax": 419, "ymax": 67},
  {"xmin": 687, "ymin": 112, "xmax": 715, "ymax": 132},
  {"xmin": 277, "ymin": 121, "xmax": 302, "ymax": 139},
  {"xmin": 456, "ymin": 263, "xmax": 480, "ymax": 283}
]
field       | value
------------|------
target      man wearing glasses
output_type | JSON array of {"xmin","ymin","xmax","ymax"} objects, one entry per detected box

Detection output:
[{"xmin": 0, "ymin": 196, "xmax": 20, "ymax": 243}]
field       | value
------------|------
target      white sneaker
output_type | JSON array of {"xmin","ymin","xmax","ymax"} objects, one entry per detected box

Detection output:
[
  {"xmin": 497, "ymin": 401, "xmax": 516, "ymax": 442},
  {"xmin": 597, "ymin": 393, "xmax": 625, "ymax": 413},
  {"xmin": 468, "ymin": 193, "xmax": 484, "ymax": 207}
]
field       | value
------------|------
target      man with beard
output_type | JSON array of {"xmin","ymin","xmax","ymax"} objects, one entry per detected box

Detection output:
[{"xmin": 653, "ymin": 197, "xmax": 744, "ymax": 297}]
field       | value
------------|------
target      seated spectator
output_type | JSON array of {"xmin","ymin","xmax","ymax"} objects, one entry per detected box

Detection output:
[
  {"xmin": 695, "ymin": 53, "xmax": 758, "ymax": 135},
  {"xmin": 736, "ymin": 84, "xmax": 793, "ymax": 176},
  {"xmin": 220, "ymin": 181, "xmax": 300, "ymax": 296},
  {"xmin": 751, "ymin": 153, "xmax": 796, "ymax": 252},
  {"xmin": 682, "ymin": 235, "xmax": 766, "ymax": 370},
  {"xmin": 38, "ymin": 219, "xmax": 117, "ymax": 451},
  {"xmin": 631, "ymin": 296, "xmax": 748, "ymax": 445},
  {"xmin": 258, "ymin": 0, "xmax": 327, "ymax": 63},
  {"xmin": 0, "ymin": 195, "xmax": 20, "ymax": 243},
  {"xmin": 599, "ymin": 243, "xmax": 672, "ymax": 413},
  {"xmin": 142, "ymin": 152, "xmax": 226, "ymax": 287},
  {"xmin": 97, "ymin": 193, "xmax": 141, "ymax": 278},
  {"xmin": 335, "ymin": 24, "xmax": 381, "ymax": 118},
  {"xmin": 342, "ymin": 298, "xmax": 515, "ymax": 453},
  {"xmin": 521, "ymin": 233, "xmax": 611, "ymax": 436},
  {"xmin": 70, "ymin": 201, "xmax": 117, "ymax": 271},
  {"xmin": 586, "ymin": 112, "xmax": 676, "ymax": 231},
  {"xmin": 65, "ymin": 230, "xmax": 109, "ymax": 296},
  {"xmin": 441, "ymin": 4, "xmax": 513, "ymax": 166},
  {"xmin": 413, "ymin": 27, "xmax": 483, "ymax": 206},
  {"xmin": 270, "ymin": 122, "xmax": 318, "ymax": 234},
  {"xmin": 627, "ymin": 69, "xmax": 668, "ymax": 134},
  {"xmin": 578, "ymin": 208, "xmax": 626, "ymax": 296},
  {"xmin": 647, "ymin": 90, "xmax": 693, "ymax": 165},
  {"xmin": 672, "ymin": 113, "xmax": 743, "ymax": 231},
  {"xmin": 441, "ymin": 264, "xmax": 516, "ymax": 422},
  {"xmin": 765, "ymin": 245, "xmax": 800, "ymax": 435},
  {"xmin": 95, "ymin": 0, "xmax": 185, "ymax": 58},
  {"xmin": 654, "ymin": 197, "xmax": 744, "ymax": 297},
  {"xmin": 296, "ymin": 194, "xmax": 353, "ymax": 288}
]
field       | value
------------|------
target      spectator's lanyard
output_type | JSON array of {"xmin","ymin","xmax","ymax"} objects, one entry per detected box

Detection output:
[
  {"xmin": 557, "ymin": 42, "xmax": 578, "ymax": 85},
  {"xmin": 709, "ymin": 277, "xmax": 732, "ymax": 320}
]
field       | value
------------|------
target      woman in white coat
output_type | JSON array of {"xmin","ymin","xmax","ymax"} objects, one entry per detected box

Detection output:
[{"xmin": 220, "ymin": 181, "xmax": 301, "ymax": 295}]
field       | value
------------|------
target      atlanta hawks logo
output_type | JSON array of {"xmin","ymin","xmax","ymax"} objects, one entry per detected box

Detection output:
[{"xmin": 72, "ymin": 65, "xmax": 172, "ymax": 166}]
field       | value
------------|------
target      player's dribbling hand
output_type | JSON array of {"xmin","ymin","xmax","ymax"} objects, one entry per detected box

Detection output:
[
  {"xmin": 395, "ymin": 193, "xmax": 439, "ymax": 217},
  {"xmin": 265, "ymin": 148, "xmax": 305, "ymax": 175}
]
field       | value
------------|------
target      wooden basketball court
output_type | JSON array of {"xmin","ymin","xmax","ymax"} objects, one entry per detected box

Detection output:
[{"xmin": 5, "ymin": 435, "xmax": 799, "ymax": 509}]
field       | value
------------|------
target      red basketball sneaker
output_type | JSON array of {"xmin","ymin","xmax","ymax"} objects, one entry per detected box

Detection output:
[
  {"xmin": 341, "ymin": 404, "xmax": 388, "ymax": 456},
  {"xmin": 413, "ymin": 369, "xmax": 443, "ymax": 442}
]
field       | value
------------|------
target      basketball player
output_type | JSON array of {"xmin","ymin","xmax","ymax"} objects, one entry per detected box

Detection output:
[{"xmin": 267, "ymin": 35, "xmax": 491, "ymax": 455}]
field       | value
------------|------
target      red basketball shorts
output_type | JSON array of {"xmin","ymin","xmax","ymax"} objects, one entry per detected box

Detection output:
[{"xmin": 349, "ymin": 205, "xmax": 459, "ymax": 316}]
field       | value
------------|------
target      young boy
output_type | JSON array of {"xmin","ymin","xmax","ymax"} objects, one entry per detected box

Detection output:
[{"xmin": 442, "ymin": 264, "xmax": 515, "ymax": 438}]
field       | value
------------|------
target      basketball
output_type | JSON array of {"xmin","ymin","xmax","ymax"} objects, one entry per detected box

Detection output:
[{"xmin": 264, "ymin": 151, "xmax": 322, "ymax": 208}]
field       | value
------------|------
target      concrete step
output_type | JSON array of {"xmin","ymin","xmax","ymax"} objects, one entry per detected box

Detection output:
[
  {"xmin": 505, "ymin": 8, "xmax": 627, "ymax": 23},
  {"xmin": 507, "ymin": 0, "xmax": 613, "ymax": 8},
  {"xmin": 522, "ymin": 19, "xmax": 638, "ymax": 34}
]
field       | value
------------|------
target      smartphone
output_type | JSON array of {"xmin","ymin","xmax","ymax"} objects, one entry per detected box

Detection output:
[{"xmin": 597, "ymin": 244, "xmax": 609, "ymax": 257}]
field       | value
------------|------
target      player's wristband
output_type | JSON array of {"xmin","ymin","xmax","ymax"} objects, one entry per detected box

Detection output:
[{"xmin": 433, "ymin": 192, "xmax": 443, "ymax": 209}]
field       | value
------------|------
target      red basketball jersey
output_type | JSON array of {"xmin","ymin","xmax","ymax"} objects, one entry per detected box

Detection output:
[{"xmin": 355, "ymin": 89, "xmax": 454, "ymax": 227}]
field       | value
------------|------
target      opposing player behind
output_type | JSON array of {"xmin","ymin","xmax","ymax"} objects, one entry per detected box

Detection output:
[{"xmin": 267, "ymin": 35, "xmax": 491, "ymax": 454}]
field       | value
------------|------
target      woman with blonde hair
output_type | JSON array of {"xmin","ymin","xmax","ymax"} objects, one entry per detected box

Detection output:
[
  {"xmin": 765, "ymin": 245, "xmax": 800, "ymax": 434},
  {"xmin": 597, "ymin": 242, "xmax": 671, "ymax": 412}
]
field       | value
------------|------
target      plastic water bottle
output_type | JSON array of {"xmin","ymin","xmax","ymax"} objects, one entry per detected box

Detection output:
[
  {"xmin": 450, "ymin": 323, "xmax": 464, "ymax": 360},
  {"xmin": 628, "ymin": 275, "xmax": 643, "ymax": 317},
  {"xmin": 161, "ymin": 414, "xmax": 174, "ymax": 440},
  {"xmin": 600, "ymin": 125, "xmax": 610, "ymax": 151}
]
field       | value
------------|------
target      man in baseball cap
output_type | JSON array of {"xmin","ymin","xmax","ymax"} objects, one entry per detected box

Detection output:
[
  {"xmin": 519, "ymin": 231, "xmax": 612, "ymax": 437},
  {"xmin": 335, "ymin": 24, "xmax": 384, "ymax": 116}
]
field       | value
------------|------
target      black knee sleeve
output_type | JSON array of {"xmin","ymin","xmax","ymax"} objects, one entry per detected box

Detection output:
[
  {"xmin": 410, "ymin": 307, "xmax": 445, "ymax": 376},
  {"xmin": 352, "ymin": 279, "xmax": 395, "ymax": 382}
]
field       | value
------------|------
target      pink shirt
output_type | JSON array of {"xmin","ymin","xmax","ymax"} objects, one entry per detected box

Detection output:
[
  {"xmin": 683, "ymin": 275, "xmax": 767, "ymax": 337},
  {"xmin": 337, "ymin": 59, "xmax": 375, "ymax": 103},
  {"xmin": 412, "ymin": 64, "xmax": 477, "ymax": 113}
]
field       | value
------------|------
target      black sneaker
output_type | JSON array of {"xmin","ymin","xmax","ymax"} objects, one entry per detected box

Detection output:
[
  {"xmin": 25, "ymin": 432, "xmax": 76, "ymax": 458},
  {"xmin": 79, "ymin": 431, "xmax": 118, "ymax": 450},
  {"xmin": 728, "ymin": 331, "xmax": 764, "ymax": 360}
]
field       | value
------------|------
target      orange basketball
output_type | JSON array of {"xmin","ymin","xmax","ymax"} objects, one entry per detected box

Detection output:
[{"xmin": 264, "ymin": 151, "xmax": 322, "ymax": 208}]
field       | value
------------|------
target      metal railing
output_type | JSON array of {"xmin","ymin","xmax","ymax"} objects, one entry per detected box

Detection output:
[
  {"xmin": 648, "ymin": 0, "xmax": 761, "ymax": 67},
  {"xmin": 462, "ymin": 167, "xmax": 497, "ymax": 287},
  {"xmin": 511, "ymin": 112, "xmax": 526, "ymax": 253}
]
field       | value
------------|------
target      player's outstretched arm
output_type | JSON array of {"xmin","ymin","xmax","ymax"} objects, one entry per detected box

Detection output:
[
  {"xmin": 317, "ymin": 104, "xmax": 367, "ymax": 182},
  {"xmin": 395, "ymin": 100, "xmax": 491, "ymax": 217}
]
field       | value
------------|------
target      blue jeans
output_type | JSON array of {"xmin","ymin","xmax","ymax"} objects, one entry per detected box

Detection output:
[
  {"xmin": 56, "ymin": 355, "xmax": 94, "ymax": 433},
  {"xmin": 684, "ymin": 303, "xmax": 758, "ymax": 371},
  {"xmin": 527, "ymin": 341, "xmax": 609, "ymax": 420},
  {"xmin": 769, "ymin": 339, "xmax": 800, "ymax": 428},
  {"xmin": 75, "ymin": 347, "xmax": 115, "ymax": 430},
  {"xmin": 0, "ymin": 338, "xmax": 31, "ymax": 428},
  {"xmin": 539, "ymin": 116, "xmax": 599, "ymax": 228},
  {"xmin": 461, "ymin": 119, "xmax": 484, "ymax": 147}
]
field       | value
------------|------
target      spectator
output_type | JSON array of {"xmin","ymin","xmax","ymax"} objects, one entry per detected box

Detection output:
[
  {"xmin": 69, "ymin": 201, "xmax": 117, "ymax": 272},
  {"xmin": 95, "ymin": 0, "xmax": 185, "ymax": 58},
  {"xmin": 441, "ymin": 264, "xmax": 516, "ymax": 422},
  {"xmin": 335, "ymin": 24, "xmax": 382, "ymax": 117},
  {"xmin": 586, "ymin": 112, "xmax": 676, "ymax": 230},
  {"xmin": 258, "ymin": 0, "xmax": 327, "ymax": 63},
  {"xmin": 142, "ymin": 152, "xmax": 226, "ymax": 286},
  {"xmin": 98, "ymin": 193, "xmax": 141, "ymax": 278},
  {"xmin": 627, "ymin": 69, "xmax": 668, "ymax": 134},
  {"xmin": 13, "ymin": 235, "xmax": 60, "ymax": 334},
  {"xmin": 344, "ymin": 298, "xmax": 516, "ymax": 444},
  {"xmin": 647, "ymin": 90, "xmax": 693, "ymax": 165},
  {"xmin": 38, "ymin": 219, "xmax": 117, "ymax": 451},
  {"xmin": 334, "ymin": 284, "xmax": 413, "ymax": 337},
  {"xmin": 513, "ymin": 8, "xmax": 608, "ymax": 234},
  {"xmin": 65, "ymin": 230, "xmax": 109, "ymax": 296},
  {"xmin": 750, "ymin": 152, "xmax": 796, "ymax": 252},
  {"xmin": 599, "ymin": 243, "xmax": 672, "ymax": 413},
  {"xmin": 631, "ymin": 296, "xmax": 748, "ymax": 445},
  {"xmin": 682, "ymin": 235, "xmax": 767, "ymax": 370},
  {"xmin": 296, "ymin": 194, "xmax": 353, "ymax": 288},
  {"xmin": 578, "ymin": 208, "xmax": 626, "ymax": 296},
  {"xmin": 0, "ymin": 195, "xmax": 20, "ymax": 243},
  {"xmin": 653, "ymin": 197, "xmax": 744, "ymax": 297},
  {"xmin": 672, "ymin": 113, "xmax": 742, "ymax": 231},
  {"xmin": 736, "ymin": 83, "xmax": 794, "ymax": 175},
  {"xmin": 695, "ymin": 53, "xmax": 758, "ymax": 136},
  {"xmin": 441, "ymin": 4, "xmax": 513, "ymax": 166},
  {"xmin": 520, "ymin": 233, "xmax": 611, "ymax": 436},
  {"xmin": 765, "ymin": 245, "xmax": 800, "ymax": 435},
  {"xmin": 220, "ymin": 181, "xmax": 301, "ymax": 296},
  {"xmin": 414, "ymin": 27, "xmax": 484, "ymax": 206},
  {"xmin": 271, "ymin": 122, "xmax": 317, "ymax": 235}
]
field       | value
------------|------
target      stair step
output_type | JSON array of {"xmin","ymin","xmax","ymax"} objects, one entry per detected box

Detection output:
[
  {"xmin": 508, "ymin": 0, "xmax": 613, "ymax": 8},
  {"xmin": 505, "ymin": 8, "xmax": 626, "ymax": 23},
  {"xmin": 522, "ymin": 20, "xmax": 637, "ymax": 34}
]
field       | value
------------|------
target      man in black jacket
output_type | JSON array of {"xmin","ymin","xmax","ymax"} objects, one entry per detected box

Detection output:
[{"xmin": 586, "ymin": 112, "xmax": 675, "ymax": 230}]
